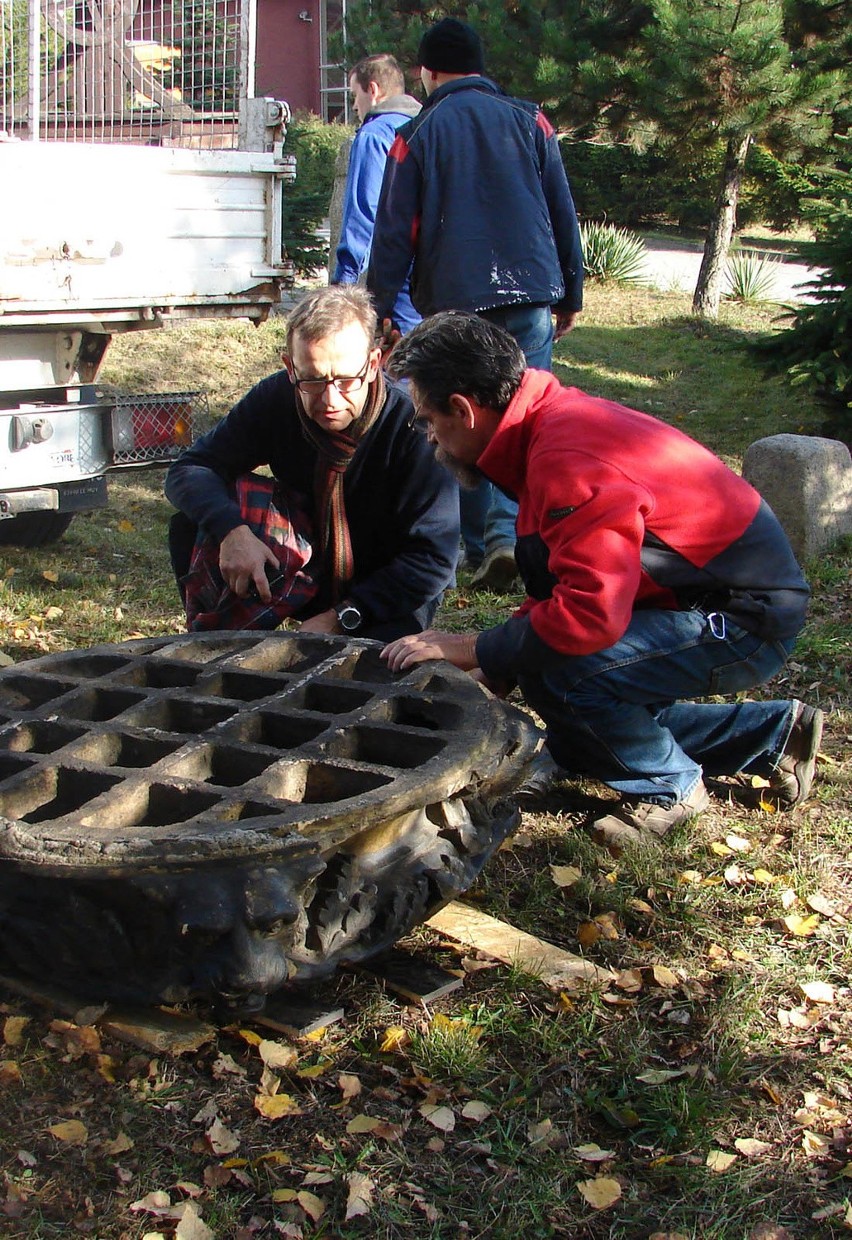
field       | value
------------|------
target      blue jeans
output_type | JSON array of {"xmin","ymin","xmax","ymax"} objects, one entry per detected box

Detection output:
[
  {"xmin": 518, "ymin": 608, "xmax": 799, "ymax": 803},
  {"xmin": 460, "ymin": 304, "xmax": 554, "ymax": 563}
]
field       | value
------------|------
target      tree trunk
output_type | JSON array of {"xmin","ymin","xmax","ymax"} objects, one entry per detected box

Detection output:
[{"xmin": 692, "ymin": 133, "xmax": 752, "ymax": 318}]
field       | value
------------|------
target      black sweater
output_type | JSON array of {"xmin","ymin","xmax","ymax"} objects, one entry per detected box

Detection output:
[{"xmin": 165, "ymin": 373, "xmax": 459, "ymax": 632}]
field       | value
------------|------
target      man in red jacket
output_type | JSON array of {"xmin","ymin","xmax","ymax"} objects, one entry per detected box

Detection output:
[{"xmin": 381, "ymin": 312, "xmax": 823, "ymax": 847}]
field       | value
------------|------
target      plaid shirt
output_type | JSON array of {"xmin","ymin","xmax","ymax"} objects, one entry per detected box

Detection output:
[{"xmin": 182, "ymin": 475, "xmax": 317, "ymax": 632}]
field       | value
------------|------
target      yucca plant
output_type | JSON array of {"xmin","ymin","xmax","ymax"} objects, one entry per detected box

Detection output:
[
  {"xmin": 580, "ymin": 221, "xmax": 647, "ymax": 284},
  {"xmin": 724, "ymin": 249, "xmax": 781, "ymax": 303}
]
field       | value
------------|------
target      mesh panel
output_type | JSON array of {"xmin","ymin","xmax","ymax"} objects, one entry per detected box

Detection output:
[
  {"xmin": 2, "ymin": 0, "xmax": 246, "ymax": 148},
  {"xmin": 110, "ymin": 390, "xmax": 205, "ymax": 465}
]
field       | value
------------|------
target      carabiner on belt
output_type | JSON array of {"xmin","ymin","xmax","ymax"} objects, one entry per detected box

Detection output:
[{"xmin": 707, "ymin": 611, "xmax": 727, "ymax": 640}]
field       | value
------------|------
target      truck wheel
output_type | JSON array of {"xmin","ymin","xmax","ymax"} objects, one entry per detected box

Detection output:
[{"xmin": 0, "ymin": 513, "xmax": 74, "ymax": 547}]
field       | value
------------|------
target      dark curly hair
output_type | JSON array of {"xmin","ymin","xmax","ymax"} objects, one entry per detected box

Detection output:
[{"xmin": 387, "ymin": 312, "xmax": 525, "ymax": 413}]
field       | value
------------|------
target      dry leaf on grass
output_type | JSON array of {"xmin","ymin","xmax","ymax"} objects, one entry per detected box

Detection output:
[
  {"xmin": 253, "ymin": 1093, "xmax": 303, "ymax": 1120},
  {"xmin": 419, "ymin": 1104, "xmax": 455, "ymax": 1133},
  {"xmin": 380, "ymin": 1026, "xmax": 410, "ymax": 1052},
  {"xmin": 780, "ymin": 913, "xmax": 820, "ymax": 937},
  {"xmin": 735, "ymin": 1137, "xmax": 772, "ymax": 1157},
  {"xmin": 0, "ymin": 1059, "xmax": 22, "ymax": 1085},
  {"xmin": 205, "ymin": 1118, "xmax": 240, "ymax": 1153},
  {"xmin": 175, "ymin": 1202, "xmax": 213, "ymax": 1240},
  {"xmin": 575, "ymin": 1143, "xmax": 616, "ymax": 1162},
  {"xmin": 48, "ymin": 1119, "xmax": 88, "ymax": 1146},
  {"xmin": 345, "ymin": 1172, "xmax": 374, "ymax": 1220},
  {"xmin": 258, "ymin": 1040, "xmax": 298, "ymax": 1071},
  {"xmin": 800, "ymin": 981, "xmax": 835, "ymax": 1004},
  {"xmin": 461, "ymin": 1101, "xmax": 491, "ymax": 1123},
  {"xmin": 802, "ymin": 1130, "xmax": 830, "ymax": 1156},
  {"xmin": 577, "ymin": 1176, "xmax": 622, "ymax": 1209},
  {"xmin": 550, "ymin": 864, "xmax": 582, "ymax": 888},
  {"xmin": 706, "ymin": 1150, "xmax": 737, "ymax": 1172},
  {"xmin": 338, "ymin": 1072, "xmax": 362, "ymax": 1101},
  {"xmin": 3, "ymin": 1016, "xmax": 29, "ymax": 1047}
]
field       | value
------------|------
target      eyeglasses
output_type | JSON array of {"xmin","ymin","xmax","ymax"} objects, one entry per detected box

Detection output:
[
  {"xmin": 407, "ymin": 399, "xmax": 427, "ymax": 431},
  {"xmin": 291, "ymin": 355, "xmax": 372, "ymax": 396}
]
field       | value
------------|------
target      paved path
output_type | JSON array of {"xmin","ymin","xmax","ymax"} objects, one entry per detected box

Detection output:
[{"xmin": 640, "ymin": 238, "xmax": 823, "ymax": 303}]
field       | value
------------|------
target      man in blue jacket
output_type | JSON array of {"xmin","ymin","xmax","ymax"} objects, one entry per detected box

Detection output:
[
  {"xmin": 367, "ymin": 18, "xmax": 584, "ymax": 593},
  {"xmin": 332, "ymin": 54, "xmax": 420, "ymax": 336}
]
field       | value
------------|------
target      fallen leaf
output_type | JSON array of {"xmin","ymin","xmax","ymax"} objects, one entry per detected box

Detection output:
[
  {"xmin": 253, "ymin": 1093, "xmax": 302, "ymax": 1120},
  {"xmin": 212, "ymin": 1053, "xmax": 246, "ymax": 1079},
  {"xmin": 118, "ymin": 519, "xmax": 135, "ymax": 532},
  {"xmin": 258, "ymin": 1040, "xmax": 298, "ymax": 1071},
  {"xmin": 706, "ymin": 1150, "xmax": 737, "ymax": 1173},
  {"xmin": 726, "ymin": 833, "xmax": 752, "ymax": 852},
  {"xmin": 338, "ymin": 1072, "xmax": 362, "ymax": 1101},
  {"xmin": 637, "ymin": 1069, "xmax": 687, "ymax": 1085},
  {"xmin": 295, "ymin": 1191, "xmax": 325, "ymax": 1222},
  {"xmin": 780, "ymin": 913, "xmax": 820, "ymax": 937},
  {"xmin": 800, "ymin": 981, "xmax": 835, "ymax": 1004},
  {"xmin": 801, "ymin": 1130, "xmax": 830, "ymax": 1156},
  {"xmin": 380, "ymin": 1025, "xmax": 410, "ymax": 1053},
  {"xmin": 461, "ymin": 1100, "xmax": 491, "ymax": 1123},
  {"xmin": 781, "ymin": 888, "xmax": 799, "ymax": 910},
  {"xmin": 3, "ymin": 1017, "xmax": 29, "ymax": 1047},
  {"xmin": 594, "ymin": 912, "xmax": 620, "ymax": 941},
  {"xmin": 42, "ymin": 570, "xmax": 59, "ymax": 583},
  {"xmin": 735, "ymin": 1137, "xmax": 772, "ymax": 1157},
  {"xmin": 577, "ymin": 1176, "xmax": 622, "ymax": 1209},
  {"xmin": 575, "ymin": 1143, "xmax": 616, "ymax": 1162},
  {"xmin": 175, "ymin": 1202, "xmax": 213, "ymax": 1240},
  {"xmin": 806, "ymin": 892, "xmax": 838, "ymax": 917},
  {"xmin": 419, "ymin": 1104, "xmax": 455, "ymax": 1133},
  {"xmin": 710, "ymin": 841, "xmax": 734, "ymax": 856},
  {"xmin": 104, "ymin": 1132, "xmax": 134, "ymax": 1156},
  {"xmin": 650, "ymin": 965, "xmax": 679, "ymax": 988},
  {"xmin": 0, "ymin": 1060, "xmax": 22, "ymax": 1085},
  {"xmin": 752, "ymin": 868, "xmax": 778, "ymax": 885},
  {"xmin": 129, "ymin": 1190, "xmax": 172, "ymax": 1215},
  {"xmin": 678, "ymin": 870, "xmax": 704, "ymax": 885},
  {"xmin": 48, "ymin": 1119, "xmax": 88, "ymax": 1146},
  {"xmin": 206, "ymin": 1118, "xmax": 240, "ymax": 1153},
  {"xmin": 527, "ymin": 1118, "xmax": 555, "ymax": 1146},
  {"xmin": 346, "ymin": 1113, "xmax": 381, "ymax": 1135},
  {"xmin": 577, "ymin": 922, "xmax": 601, "ymax": 947},
  {"xmin": 345, "ymin": 1172, "xmax": 374, "ymax": 1221},
  {"xmin": 614, "ymin": 968, "xmax": 643, "ymax": 993},
  {"xmin": 297, "ymin": 1063, "xmax": 331, "ymax": 1079},
  {"xmin": 550, "ymin": 864, "xmax": 582, "ymax": 888}
]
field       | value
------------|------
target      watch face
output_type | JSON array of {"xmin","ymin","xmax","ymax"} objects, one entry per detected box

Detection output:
[{"xmin": 338, "ymin": 606, "xmax": 361, "ymax": 632}]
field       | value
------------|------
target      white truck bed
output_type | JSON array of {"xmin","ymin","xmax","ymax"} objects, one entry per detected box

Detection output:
[{"xmin": 0, "ymin": 141, "xmax": 288, "ymax": 326}]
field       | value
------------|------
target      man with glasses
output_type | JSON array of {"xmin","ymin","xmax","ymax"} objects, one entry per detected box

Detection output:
[{"xmin": 165, "ymin": 286, "xmax": 459, "ymax": 640}]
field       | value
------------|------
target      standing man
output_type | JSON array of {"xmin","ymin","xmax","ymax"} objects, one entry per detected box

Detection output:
[
  {"xmin": 332, "ymin": 53, "xmax": 421, "ymax": 336},
  {"xmin": 165, "ymin": 286, "xmax": 458, "ymax": 642},
  {"xmin": 367, "ymin": 18, "xmax": 584, "ymax": 592},
  {"xmin": 380, "ymin": 313, "xmax": 823, "ymax": 848}
]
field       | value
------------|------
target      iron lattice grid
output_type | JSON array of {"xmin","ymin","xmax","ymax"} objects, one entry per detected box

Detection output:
[
  {"xmin": 0, "ymin": 0, "xmax": 252, "ymax": 148},
  {"xmin": 109, "ymin": 389, "xmax": 206, "ymax": 464}
]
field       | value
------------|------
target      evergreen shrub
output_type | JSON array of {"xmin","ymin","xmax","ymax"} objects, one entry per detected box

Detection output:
[{"xmin": 282, "ymin": 111, "xmax": 352, "ymax": 276}]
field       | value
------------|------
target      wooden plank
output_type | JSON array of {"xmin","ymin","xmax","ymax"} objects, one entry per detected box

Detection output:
[
  {"xmin": 356, "ymin": 950, "xmax": 464, "ymax": 1004},
  {"xmin": 426, "ymin": 902, "xmax": 614, "ymax": 990},
  {"xmin": 252, "ymin": 997, "xmax": 345, "ymax": 1038}
]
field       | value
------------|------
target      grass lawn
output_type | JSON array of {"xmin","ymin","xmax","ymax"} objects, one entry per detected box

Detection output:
[{"xmin": 0, "ymin": 283, "xmax": 849, "ymax": 1239}]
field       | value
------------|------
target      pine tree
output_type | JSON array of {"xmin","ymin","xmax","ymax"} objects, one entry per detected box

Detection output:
[{"xmin": 632, "ymin": 0, "xmax": 842, "ymax": 317}]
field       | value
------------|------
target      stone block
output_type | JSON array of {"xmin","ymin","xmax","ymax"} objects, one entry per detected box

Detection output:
[{"xmin": 742, "ymin": 433, "xmax": 852, "ymax": 563}]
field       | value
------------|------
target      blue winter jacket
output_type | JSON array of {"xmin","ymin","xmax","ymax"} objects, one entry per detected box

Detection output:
[
  {"xmin": 367, "ymin": 77, "xmax": 584, "ymax": 322},
  {"xmin": 332, "ymin": 96, "xmax": 421, "ymax": 335}
]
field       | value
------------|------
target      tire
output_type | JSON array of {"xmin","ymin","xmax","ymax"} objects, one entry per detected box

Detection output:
[{"xmin": 0, "ymin": 512, "xmax": 74, "ymax": 547}]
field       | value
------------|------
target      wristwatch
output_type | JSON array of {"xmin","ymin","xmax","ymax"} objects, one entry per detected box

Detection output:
[{"xmin": 335, "ymin": 601, "xmax": 362, "ymax": 633}]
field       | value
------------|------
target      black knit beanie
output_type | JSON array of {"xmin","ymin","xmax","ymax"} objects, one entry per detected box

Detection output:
[{"xmin": 417, "ymin": 18, "xmax": 485, "ymax": 75}]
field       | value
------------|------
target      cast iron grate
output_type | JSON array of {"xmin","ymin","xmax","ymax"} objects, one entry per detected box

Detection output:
[{"xmin": 0, "ymin": 632, "xmax": 538, "ymax": 1010}]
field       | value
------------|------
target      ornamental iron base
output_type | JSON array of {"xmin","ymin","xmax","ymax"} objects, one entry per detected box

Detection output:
[{"xmin": 0, "ymin": 632, "xmax": 538, "ymax": 1012}]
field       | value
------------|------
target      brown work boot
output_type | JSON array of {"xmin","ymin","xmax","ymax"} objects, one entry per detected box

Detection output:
[
  {"xmin": 591, "ymin": 781, "xmax": 710, "ymax": 849},
  {"xmin": 769, "ymin": 701, "xmax": 824, "ymax": 807},
  {"xmin": 469, "ymin": 544, "xmax": 518, "ymax": 592}
]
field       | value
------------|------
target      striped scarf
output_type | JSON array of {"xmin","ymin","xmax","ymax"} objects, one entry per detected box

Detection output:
[{"xmin": 295, "ymin": 369, "xmax": 385, "ymax": 603}]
